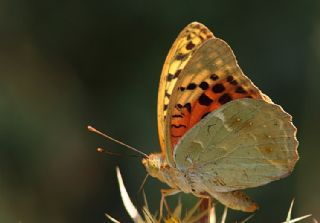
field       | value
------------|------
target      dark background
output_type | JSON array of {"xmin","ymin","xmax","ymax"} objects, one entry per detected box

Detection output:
[{"xmin": 1, "ymin": 0, "xmax": 319, "ymax": 222}]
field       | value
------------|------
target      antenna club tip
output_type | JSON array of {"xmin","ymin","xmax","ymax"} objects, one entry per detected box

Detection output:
[
  {"xmin": 97, "ymin": 147, "xmax": 105, "ymax": 153},
  {"xmin": 87, "ymin": 125, "xmax": 95, "ymax": 131}
]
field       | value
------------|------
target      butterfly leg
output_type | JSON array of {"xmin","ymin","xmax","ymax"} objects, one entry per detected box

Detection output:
[
  {"xmin": 197, "ymin": 194, "xmax": 213, "ymax": 222},
  {"xmin": 159, "ymin": 188, "xmax": 180, "ymax": 220}
]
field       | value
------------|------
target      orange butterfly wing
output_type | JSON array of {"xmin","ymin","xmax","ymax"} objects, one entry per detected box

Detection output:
[
  {"xmin": 161, "ymin": 24, "xmax": 272, "ymax": 166},
  {"xmin": 157, "ymin": 22, "xmax": 214, "ymax": 165}
]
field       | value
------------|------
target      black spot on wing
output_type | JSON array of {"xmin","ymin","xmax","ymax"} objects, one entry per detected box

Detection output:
[
  {"xmin": 210, "ymin": 74, "xmax": 219, "ymax": 81},
  {"xmin": 199, "ymin": 81, "xmax": 209, "ymax": 90},
  {"xmin": 176, "ymin": 53, "xmax": 186, "ymax": 60},
  {"xmin": 212, "ymin": 84, "xmax": 225, "ymax": 93},
  {"xmin": 167, "ymin": 73, "xmax": 175, "ymax": 81},
  {"xmin": 218, "ymin": 93, "xmax": 232, "ymax": 104},
  {"xmin": 184, "ymin": 103, "xmax": 192, "ymax": 113},
  {"xmin": 230, "ymin": 80, "xmax": 238, "ymax": 85},
  {"xmin": 179, "ymin": 87, "xmax": 185, "ymax": 91},
  {"xmin": 167, "ymin": 69, "xmax": 182, "ymax": 82},
  {"xmin": 236, "ymin": 86, "xmax": 247, "ymax": 94},
  {"xmin": 186, "ymin": 42, "xmax": 195, "ymax": 50},
  {"xmin": 199, "ymin": 93, "xmax": 213, "ymax": 106},
  {"xmin": 226, "ymin": 75, "xmax": 234, "ymax": 82},
  {"xmin": 227, "ymin": 75, "xmax": 238, "ymax": 85},
  {"xmin": 186, "ymin": 83, "xmax": 197, "ymax": 90}
]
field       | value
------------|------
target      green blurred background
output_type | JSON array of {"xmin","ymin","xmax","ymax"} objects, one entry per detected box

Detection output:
[{"xmin": 1, "ymin": 0, "xmax": 319, "ymax": 222}]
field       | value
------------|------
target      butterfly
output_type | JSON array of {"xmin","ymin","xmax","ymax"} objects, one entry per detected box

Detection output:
[{"xmin": 141, "ymin": 22, "xmax": 299, "ymax": 214}]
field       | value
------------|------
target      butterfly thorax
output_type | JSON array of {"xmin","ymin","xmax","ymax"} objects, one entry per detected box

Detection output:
[{"xmin": 142, "ymin": 153, "xmax": 196, "ymax": 193}]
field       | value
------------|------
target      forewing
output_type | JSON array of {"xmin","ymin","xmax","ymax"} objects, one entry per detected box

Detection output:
[
  {"xmin": 174, "ymin": 98, "xmax": 298, "ymax": 192},
  {"xmin": 157, "ymin": 22, "xmax": 214, "ymax": 165},
  {"xmin": 165, "ymin": 37, "xmax": 272, "ymax": 159}
]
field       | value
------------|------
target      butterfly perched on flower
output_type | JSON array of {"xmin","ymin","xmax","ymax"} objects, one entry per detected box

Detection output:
[{"xmin": 141, "ymin": 22, "xmax": 299, "ymax": 214}]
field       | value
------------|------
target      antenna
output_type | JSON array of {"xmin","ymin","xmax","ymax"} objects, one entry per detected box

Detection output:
[
  {"xmin": 96, "ymin": 147, "xmax": 122, "ymax": 156},
  {"xmin": 96, "ymin": 147, "xmax": 142, "ymax": 158},
  {"xmin": 88, "ymin": 125, "xmax": 148, "ymax": 158}
]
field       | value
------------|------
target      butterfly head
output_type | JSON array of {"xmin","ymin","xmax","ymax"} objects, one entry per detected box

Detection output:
[{"xmin": 142, "ymin": 153, "xmax": 166, "ymax": 178}]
